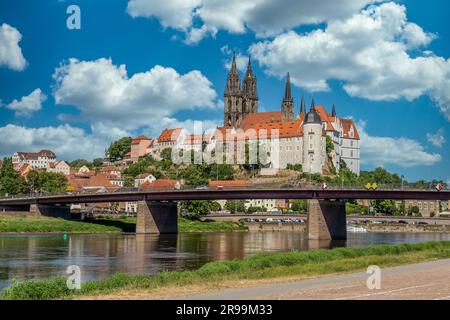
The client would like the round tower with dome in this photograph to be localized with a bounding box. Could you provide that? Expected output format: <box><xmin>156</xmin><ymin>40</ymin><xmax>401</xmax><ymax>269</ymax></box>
<box><xmin>302</xmin><ymin>98</ymin><xmax>325</xmax><ymax>174</ymax></box>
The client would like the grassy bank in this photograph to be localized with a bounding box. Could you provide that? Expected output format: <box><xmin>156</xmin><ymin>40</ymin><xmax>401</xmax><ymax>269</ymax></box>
<box><xmin>0</xmin><ymin>216</ymin><xmax>246</xmax><ymax>234</ymax></box>
<box><xmin>2</xmin><ymin>241</ymin><xmax>450</xmax><ymax>300</ymax></box>
<box><xmin>0</xmin><ymin>217</ymin><xmax>123</xmax><ymax>234</ymax></box>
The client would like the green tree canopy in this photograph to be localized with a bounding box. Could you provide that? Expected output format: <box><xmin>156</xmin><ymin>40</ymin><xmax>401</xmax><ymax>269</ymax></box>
<box><xmin>0</xmin><ymin>158</ymin><xmax>26</xmax><ymax>196</ymax></box>
<box><xmin>107</xmin><ymin>137</ymin><xmax>132</xmax><ymax>159</ymax></box>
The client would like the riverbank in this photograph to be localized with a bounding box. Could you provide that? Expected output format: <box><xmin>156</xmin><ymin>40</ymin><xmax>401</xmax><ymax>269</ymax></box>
<box><xmin>1</xmin><ymin>241</ymin><xmax>449</xmax><ymax>300</ymax></box>
<box><xmin>0</xmin><ymin>216</ymin><xmax>246</xmax><ymax>234</ymax></box>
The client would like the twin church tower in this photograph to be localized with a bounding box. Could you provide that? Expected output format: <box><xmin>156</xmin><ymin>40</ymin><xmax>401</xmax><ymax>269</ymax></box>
<box><xmin>224</xmin><ymin>53</ymin><xmax>296</xmax><ymax>128</ymax></box>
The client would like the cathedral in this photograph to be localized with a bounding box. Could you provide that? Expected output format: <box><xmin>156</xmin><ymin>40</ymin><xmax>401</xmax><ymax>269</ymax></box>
<box><xmin>219</xmin><ymin>53</ymin><xmax>361</xmax><ymax>175</ymax></box>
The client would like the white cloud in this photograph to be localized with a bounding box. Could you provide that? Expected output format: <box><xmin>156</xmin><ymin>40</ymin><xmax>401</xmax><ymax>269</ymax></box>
<box><xmin>0</xmin><ymin>23</ymin><xmax>27</xmax><ymax>71</ymax></box>
<box><xmin>4</xmin><ymin>89</ymin><xmax>47</xmax><ymax>117</ymax></box>
<box><xmin>249</xmin><ymin>2</ymin><xmax>450</xmax><ymax>120</ymax></box>
<box><xmin>53</xmin><ymin>58</ymin><xmax>217</xmax><ymax>131</ymax></box>
<box><xmin>426</xmin><ymin>129</ymin><xmax>446</xmax><ymax>148</ymax></box>
<box><xmin>126</xmin><ymin>0</ymin><xmax>378</xmax><ymax>43</ymax></box>
<box><xmin>0</xmin><ymin>124</ymin><xmax>127</xmax><ymax>161</ymax></box>
<box><xmin>127</xmin><ymin>0</ymin><xmax>202</xmax><ymax>30</ymax></box>
<box><xmin>358</xmin><ymin>123</ymin><xmax>441</xmax><ymax>168</ymax></box>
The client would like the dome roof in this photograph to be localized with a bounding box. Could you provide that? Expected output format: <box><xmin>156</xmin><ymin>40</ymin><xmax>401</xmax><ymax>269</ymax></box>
<box><xmin>304</xmin><ymin>108</ymin><xmax>322</xmax><ymax>125</ymax></box>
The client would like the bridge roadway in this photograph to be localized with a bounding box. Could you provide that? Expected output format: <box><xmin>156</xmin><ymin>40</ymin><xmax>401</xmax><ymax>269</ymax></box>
<box><xmin>1</xmin><ymin>189</ymin><xmax>449</xmax><ymax>240</ymax></box>
<box><xmin>1</xmin><ymin>188</ymin><xmax>450</xmax><ymax>206</ymax></box>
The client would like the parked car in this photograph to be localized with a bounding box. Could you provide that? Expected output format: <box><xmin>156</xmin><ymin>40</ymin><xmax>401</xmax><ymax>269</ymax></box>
<box><xmin>398</xmin><ymin>220</ymin><xmax>408</xmax><ymax>224</ymax></box>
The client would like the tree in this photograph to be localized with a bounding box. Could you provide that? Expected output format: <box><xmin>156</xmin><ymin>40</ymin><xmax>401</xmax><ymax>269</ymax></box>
<box><xmin>408</xmin><ymin>206</ymin><xmax>420</xmax><ymax>216</ymax></box>
<box><xmin>371</xmin><ymin>199</ymin><xmax>398</xmax><ymax>215</ymax></box>
<box><xmin>290</xmin><ymin>200</ymin><xmax>307</xmax><ymax>213</ymax></box>
<box><xmin>106</xmin><ymin>137</ymin><xmax>132</xmax><ymax>159</ymax></box>
<box><xmin>26</xmin><ymin>171</ymin><xmax>68</xmax><ymax>194</ymax></box>
<box><xmin>0</xmin><ymin>158</ymin><xmax>26</xmax><ymax>196</ymax></box>
<box><xmin>179</xmin><ymin>200</ymin><xmax>220</xmax><ymax>220</ymax></box>
<box><xmin>70</xmin><ymin>159</ymin><xmax>92</xmax><ymax>169</ymax></box>
<box><xmin>225</xmin><ymin>200</ymin><xmax>246</xmax><ymax>214</ymax></box>
<box><xmin>92</xmin><ymin>158</ymin><xmax>104</xmax><ymax>168</ymax></box>
<box><xmin>39</xmin><ymin>172</ymin><xmax>67</xmax><ymax>193</ymax></box>
<box><xmin>326</xmin><ymin>135</ymin><xmax>334</xmax><ymax>154</ymax></box>
<box><xmin>160</xmin><ymin>148</ymin><xmax>172</xmax><ymax>161</ymax></box>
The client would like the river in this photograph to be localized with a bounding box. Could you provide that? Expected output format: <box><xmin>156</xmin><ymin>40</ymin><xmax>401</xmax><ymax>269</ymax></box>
<box><xmin>1</xmin><ymin>231</ymin><xmax>450</xmax><ymax>290</ymax></box>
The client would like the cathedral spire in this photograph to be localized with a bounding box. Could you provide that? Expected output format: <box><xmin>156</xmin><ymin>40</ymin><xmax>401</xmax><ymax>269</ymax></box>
<box><xmin>284</xmin><ymin>72</ymin><xmax>292</xmax><ymax>100</ymax></box>
<box><xmin>331</xmin><ymin>104</ymin><xmax>336</xmax><ymax>117</ymax></box>
<box><xmin>300</xmin><ymin>93</ymin><xmax>306</xmax><ymax>116</ymax></box>
<box><xmin>230</xmin><ymin>51</ymin><xmax>238</xmax><ymax>74</ymax></box>
<box><xmin>281</xmin><ymin>72</ymin><xmax>294</xmax><ymax>121</ymax></box>
<box><xmin>245</xmin><ymin>55</ymin><xmax>253</xmax><ymax>76</ymax></box>
<box><xmin>310</xmin><ymin>97</ymin><xmax>316</xmax><ymax>111</ymax></box>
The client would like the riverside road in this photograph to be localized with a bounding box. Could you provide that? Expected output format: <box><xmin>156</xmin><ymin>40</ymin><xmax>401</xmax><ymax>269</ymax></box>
<box><xmin>179</xmin><ymin>259</ymin><xmax>450</xmax><ymax>300</ymax></box>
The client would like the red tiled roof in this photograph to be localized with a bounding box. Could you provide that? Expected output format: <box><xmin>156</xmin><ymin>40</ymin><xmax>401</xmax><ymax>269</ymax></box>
<box><xmin>158</xmin><ymin>128</ymin><xmax>182</xmax><ymax>143</ymax></box>
<box><xmin>131</xmin><ymin>135</ymin><xmax>151</xmax><ymax>145</ymax></box>
<box><xmin>139</xmin><ymin>179</ymin><xmax>178</xmax><ymax>190</ymax></box>
<box><xmin>214</xmin><ymin>120</ymin><xmax>303</xmax><ymax>141</ymax></box>
<box><xmin>314</xmin><ymin>106</ymin><xmax>336</xmax><ymax>131</ymax></box>
<box><xmin>208</xmin><ymin>180</ymin><xmax>248</xmax><ymax>189</ymax></box>
<box><xmin>240</xmin><ymin>112</ymin><xmax>282</xmax><ymax>128</ymax></box>
<box><xmin>340</xmin><ymin>118</ymin><xmax>360</xmax><ymax>140</ymax></box>
<box><xmin>67</xmin><ymin>173</ymin><xmax>117</xmax><ymax>192</ymax></box>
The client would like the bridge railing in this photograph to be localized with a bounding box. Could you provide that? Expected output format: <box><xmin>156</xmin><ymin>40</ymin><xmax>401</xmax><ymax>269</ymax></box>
<box><xmin>0</xmin><ymin>183</ymin><xmax>445</xmax><ymax>201</ymax></box>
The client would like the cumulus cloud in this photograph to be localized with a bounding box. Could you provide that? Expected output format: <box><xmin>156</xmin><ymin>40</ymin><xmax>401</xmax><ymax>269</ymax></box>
<box><xmin>0</xmin><ymin>23</ymin><xmax>27</xmax><ymax>71</ymax></box>
<box><xmin>53</xmin><ymin>58</ymin><xmax>217</xmax><ymax>131</ymax></box>
<box><xmin>358</xmin><ymin>123</ymin><xmax>441</xmax><ymax>168</ymax></box>
<box><xmin>126</xmin><ymin>0</ymin><xmax>378</xmax><ymax>43</ymax></box>
<box><xmin>426</xmin><ymin>129</ymin><xmax>446</xmax><ymax>148</ymax></box>
<box><xmin>0</xmin><ymin>124</ymin><xmax>127</xmax><ymax>161</ymax></box>
<box><xmin>249</xmin><ymin>2</ymin><xmax>450</xmax><ymax>121</ymax></box>
<box><xmin>4</xmin><ymin>89</ymin><xmax>47</xmax><ymax>117</ymax></box>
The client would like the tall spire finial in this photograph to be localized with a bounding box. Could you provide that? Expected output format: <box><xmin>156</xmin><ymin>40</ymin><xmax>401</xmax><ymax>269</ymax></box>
<box><xmin>300</xmin><ymin>93</ymin><xmax>306</xmax><ymax>116</ymax></box>
<box><xmin>310</xmin><ymin>97</ymin><xmax>315</xmax><ymax>110</ymax></box>
<box><xmin>284</xmin><ymin>72</ymin><xmax>292</xmax><ymax>99</ymax></box>
<box><xmin>245</xmin><ymin>55</ymin><xmax>253</xmax><ymax>76</ymax></box>
<box><xmin>331</xmin><ymin>104</ymin><xmax>336</xmax><ymax>117</ymax></box>
<box><xmin>231</xmin><ymin>51</ymin><xmax>237</xmax><ymax>73</ymax></box>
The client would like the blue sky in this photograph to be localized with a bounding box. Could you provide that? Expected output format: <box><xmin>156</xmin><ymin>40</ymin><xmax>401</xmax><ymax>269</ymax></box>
<box><xmin>0</xmin><ymin>0</ymin><xmax>449</xmax><ymax>183</ymax></box>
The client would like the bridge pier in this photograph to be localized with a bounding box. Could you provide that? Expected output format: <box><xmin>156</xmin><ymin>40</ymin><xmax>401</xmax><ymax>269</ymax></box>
<box><xmin>136</xmin><ymin>201</ymin><xmax>178</xmax><ymax>234</ymax></box>
<box><xmin>307</xmin><ymin>199</ymin><xmax>347</xmax><ymax>241</ymax></box>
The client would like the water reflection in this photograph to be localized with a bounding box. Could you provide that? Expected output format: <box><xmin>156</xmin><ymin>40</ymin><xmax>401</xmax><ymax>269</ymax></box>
<box><xmin>1</xmin><ymin>231</ymin><xmax>450</xmax><ymax>290</ymax></box>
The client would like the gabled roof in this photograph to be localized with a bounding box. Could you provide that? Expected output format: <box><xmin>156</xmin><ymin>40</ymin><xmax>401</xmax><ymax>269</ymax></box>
<box><xmin>313</xmin><ymin>106</ymin><xmax>336</xmax><ymax>131</ymax></box>
<box><xmin>158</xmin><ymin>128</ymin><xmax>182</xmax><ymax>143</ymax></box>
<box><xmin>131</xmin><ymin>135</ymin><xmax>151</xmax><ymax>145</ymax></box>
<box><xmin>340</xmin><ymin>118</ymin><xmax>360</xmax><ymax>140</ymax></box>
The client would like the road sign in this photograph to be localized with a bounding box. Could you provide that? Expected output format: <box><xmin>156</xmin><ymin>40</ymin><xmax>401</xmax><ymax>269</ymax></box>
<box><xmin>321</xmin><ymin>182</ymin><xmax>328</xmax><ymax>190</ymax></box>
<box><xmin>436</xmin><ymin>183</ymin><xmax>443</xmax><ymax>191</ymax></box>
<box><xmin>365</xmin><ymin>183</ymin><xmax>378</xmax><ymax>190</ymax></box>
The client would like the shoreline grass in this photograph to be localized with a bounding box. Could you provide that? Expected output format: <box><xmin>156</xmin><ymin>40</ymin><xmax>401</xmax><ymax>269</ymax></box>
<box><xmin>0</xmin><ymin>216</ymin><xmax>247</xmax><ymax>234</ymax></box>
<box><xmin>2</xmin><ymin>241</ymin><xmax>449</xmax><ymax>300</ymax></box>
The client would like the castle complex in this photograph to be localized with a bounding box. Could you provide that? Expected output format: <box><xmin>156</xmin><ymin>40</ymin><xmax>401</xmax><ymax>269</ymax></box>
<box><xmin>217</xmin><ymin>53</ymin><xmax>360</xmax><ymax>175</ymax></box>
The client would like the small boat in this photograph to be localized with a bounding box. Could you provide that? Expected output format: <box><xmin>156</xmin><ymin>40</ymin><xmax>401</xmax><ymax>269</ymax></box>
<box><xmin>347</xmin><ymin>224</ymin><xmax>367</xmax><ymax>233</ymax></box>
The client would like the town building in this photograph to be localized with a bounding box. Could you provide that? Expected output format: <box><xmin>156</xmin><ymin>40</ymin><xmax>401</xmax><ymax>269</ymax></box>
<box><xmin>12</xmin><ymin>150</ymin><xmax>56</xmax><ymax>169</ymax></box>
<box><xmin>47</xmin><ymin>161</ymin><xmax>71</xmax><ymax>175</ymax></box>
<box><xmin>130</xmin><ymin>135</ymin><xmax>153</xmax><ymax>162</ymax></box>
<box><xmin>134</xmin><ymin>173</ymin><xmax>156</xmax><ymax>188</ymax></box>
